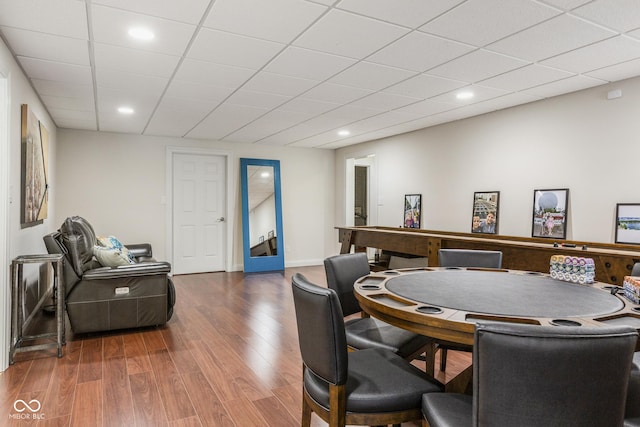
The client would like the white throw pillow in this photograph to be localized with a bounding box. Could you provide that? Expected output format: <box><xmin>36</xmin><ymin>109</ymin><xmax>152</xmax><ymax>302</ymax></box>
<box><xmin>93</xmin><ymin>245</ymin><xmax>132</xmax><ymax>267</ymax></box>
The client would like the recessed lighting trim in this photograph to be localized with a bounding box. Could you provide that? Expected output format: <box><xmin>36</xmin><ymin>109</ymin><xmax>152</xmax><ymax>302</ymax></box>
<box><xmin>117</xmin><ymin>106</ymin><xmax>134</xmax><ymax>114</ymax></box>
<box><xmin>456</xmin><ymin>91</ymin><xmax>474</xmax><ymax>100</ymax></box>
<box><xmin>128</xmin><ymin>27</ymin><xmax>154</xmax><ymax>41</ymax></box>
<box><xmin>338</xmin><ymin>130</ymin><xmax>350</xmax><ymax>136</ymax></box>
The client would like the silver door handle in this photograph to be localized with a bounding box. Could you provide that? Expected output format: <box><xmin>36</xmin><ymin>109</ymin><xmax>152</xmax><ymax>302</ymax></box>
<box><xmin>217</xmin><ymin>217</ymin><xmax>225</xmax><ymax>222</ymax></box>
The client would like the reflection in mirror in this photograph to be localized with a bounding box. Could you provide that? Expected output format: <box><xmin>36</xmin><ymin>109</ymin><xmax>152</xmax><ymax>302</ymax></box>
<box><xmin>247</xmin><ymin>165</ymin><xmax>277</xmax><ymax>257</ymax></box>
<box><xmin>240</xmin><ymin>158</ymin><xmax>284</xmax><ymax>273</ymax></box>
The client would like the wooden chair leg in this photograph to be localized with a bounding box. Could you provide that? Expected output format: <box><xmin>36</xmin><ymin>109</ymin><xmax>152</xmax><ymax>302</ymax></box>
<box><xmin>302</xmin><ymin>392</ymin><xmax>313</xmax><ymax>427</ymax></box>
<box><xmin>329</xmin><ymin>383</ymin><xmax>346</xmax><ymax>427</ymax></box>
<box><xmin>440</xmin><ymin>347</ymin><xmax>448</xmax><ymax>372</ymax></box>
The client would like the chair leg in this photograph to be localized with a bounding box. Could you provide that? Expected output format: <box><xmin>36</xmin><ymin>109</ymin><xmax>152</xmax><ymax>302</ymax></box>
<box><xmin>329</xmin><ymin>383</ymin><xmax>346</xmax><ymax>427</ymax></box>
<box><xmin>302</xmin><ymin>394</ymin><xmax>312</xmax><ymax>427</ymax></box>
<box><xmin>440</xmin><ymin>348</ymin><xmax>448</xmax><ymax>372</ymax></box>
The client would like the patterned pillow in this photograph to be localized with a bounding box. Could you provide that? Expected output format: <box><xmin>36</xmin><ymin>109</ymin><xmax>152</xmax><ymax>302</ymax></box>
<box><xmin>93</xmin><ymin>245</ymin><xmax>133</xmax><ymax>267</ymax></box>
<box><xmin>96</xmin><ymin>235</ymin><xmax>134</xmax><ymax>262</ymax></box>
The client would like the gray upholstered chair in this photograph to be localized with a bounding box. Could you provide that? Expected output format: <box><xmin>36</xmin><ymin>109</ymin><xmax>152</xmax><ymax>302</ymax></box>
<box><xmin>631</xmin><ymin>262</ymin><xmax>640</xmax><ymax>276</ymax></box>
<box><xmin>422</xmin><ymin>322</ymin><xmax>638</xmax><ymax>427</ymax></box>
<box><xmin>626</xmin><ymin>352</ymin><xmax>640</xmax><ymax>426</ymax></box>
<box><xmin>291</xmin><ymin>273</ymin><xmax>442</xmax><ymax>427</ymax></box>
<box><xmin>324</xmin><ymin>253</ymin><xmax>437</xmax><ymax>373</ymax></box>
<box><xmin>438</xmin><ymin>249</ymin><xmax>503</xmax><ymax>269</ymax></box>
<box><xmin>43</xmin><ymin>216</ymin><xmax>175</xmax><ymax>333</ymax></box>
<box><xmin>436</xmin><ymin>249</ymin><xmax>503</xmax><ymax>371</ymax></box>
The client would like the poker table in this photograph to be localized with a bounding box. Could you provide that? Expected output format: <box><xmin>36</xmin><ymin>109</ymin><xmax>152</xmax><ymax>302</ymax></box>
<box><xmin>354</xmin><ymin>267</ymin><xmax>640</xmax><ymax>390</ymax></box>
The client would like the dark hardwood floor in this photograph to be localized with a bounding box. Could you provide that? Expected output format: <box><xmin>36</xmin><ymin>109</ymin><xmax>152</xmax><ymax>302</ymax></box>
<box><xmin>0</xmin><ymin>266</ymin><xmax>471</xmax><ymax>427</ymax></box>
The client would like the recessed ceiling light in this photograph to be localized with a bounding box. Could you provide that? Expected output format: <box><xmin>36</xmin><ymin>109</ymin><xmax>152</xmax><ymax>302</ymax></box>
<box><xmin>456</xmin><ymin>91</ymin><xmax>474</xmax><ymax>100</ymax></box>
<box><xmin>338</xmin><ymin>130</ymin><xmax>350</xmax><ymax>137</ymax></box>
<box><xmin>128</xmin><ymin>27</ymin><xmax>154</xmax><ymax>41</ymax></box>
<box><xmin>117</xmin><ymin>106</ymin><xmax>134</xmax><ymax>114</ymax></box>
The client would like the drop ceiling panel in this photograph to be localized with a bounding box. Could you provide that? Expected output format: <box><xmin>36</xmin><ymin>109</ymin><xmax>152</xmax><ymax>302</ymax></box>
<box><xmin>278</xmin><ymin>98</ymin><xmax>341</xmax><ymax>116</ymax></box>
<box><xmin>185</xmin><ymin>104</ymin><xmax>269</xmax><ymax>140</ymax></box>
<box><xmin>188</xmin><ymin>28</ymin><xmax>284</xmax><ymax>69</ymax></box>
<box><xmin>519</xmin><ymin>74</ymin><xmax>607</xmax><ymax>98</ymax></box>
<box><xmin>479</xmin><ymin>64</ymin><xmax>574</xmax><ymax>92</ymax></box>
<box><xmin>487</xmin><ymin>14</ymin><xmax>616</xmax><ymax>61</ymax></box>
<box><xmin>293</xmin><ymin>9</ymin><xmax>408</xmax><ymax>59</ymax></box>
<box><xmin>92</xmin><ymin>0</ymin><xmax>211</xmax><ymax>25</ymax></box>
<box><xmin>367</xmin><ymin>31</ymin><xmax>474</xmax><ymax>72</ymax></box>
<box><xmin>336</xmin><ymin>0</ymin><xmax>465</xmax><ymax>28</ymax></box>
<box><xmin>225</xmin><ymin>89</ymin><xmax>291</xmax><ymax>109</ymax></box>
<box><xmin>31</xmin><ymin>79</ymin><xmax>94</xmax><ymax>99</ymax></box>
<box><xmin>93</xmin><ymin>43</ymin><xmax>180</xmax><ymax>78</ymax></box>
<box><xmin>429</xmin><ymin>84</ymin><xmax>509</xmax><ymax>105</ymax></box>
<box><xmin>18</xmin><ymin>57</ymin><xmax>92</xmax><ymax>84</ymax></box>
<box><xmin>572</xmin><ymin>0</ymin><xmax>640</xmax><ymax>32</ymax></box>
<box><xmin>420</xmin><ymin>0</ymin><xmax>561</xmax><ymax>47</ymax></box>
<box><xmin>163</xmin><ymin>80</ymin><xmax>234</xmax><ymax>104</ymax></box>
<box><xmin>91</xmin><ymin>5</ymin><xmax>196</xmax><ymax>56</ymax></box>
<box><xmin>349</xmin><ymin>92</ymin><xmax>421</xmax><ymax>111</ymax></box>
<box><xmin>541</xmin><ymin>36</ymin><xmax>640</xmax><ymax>74</ymax></box>
<box><xmin>145</xmin><ymin>97</ymin><xmax>214</xmax><ymax>137</ymax></box>
<box><xmin>586</xmin><ymin>57</ymin><xmax>640</xmax><ymax>82</ymax></box>
<box><xmin>329</xmin><ymin>61</ymin><xmax>417</xmax><ymax>91</ymax></box>
<box><xmin>172</xmin><ymin>59</ymin><xmax>255</xmax><ymax>89</ymax></box>
<box><xmin>96</xmin><ymin>68</ymin><xmax>169</xmax><ymax>93</ymax></box>
<box><xmin>204</xmin><ymin>0</ymin><xmax>327</xmax><ymax>44</ymax></box>
<box><xmin>395</xmin><ymin>99</ymin><xmax>458</xmax><ymax>116</ymax></box>
<box><xmin>383</xmin><ymin>73</ymin><xmax>467</xmax><ymax>99</ymax></box>
<box><xmin>428</xmin><ymin>49</ymin><xmax>529</xmax><ymax>83</ymax></box>
<box><xmin>301</xmin><ymin>82</ymin><xmax>373</xmax><ymax>104</ymax></box>
<box><xmin>242</xmin><ymin>71</ymin><xmax>319</xmax><ymax>97</ymax></box>
<box><xmin>0</xmin><ymin>0</ymin><xmax>88</xmax><ymax>39</ymax></box>
<box><xmin>264</xmin><ymin>47</ymin><xmax>356</xmax><ymax>81</ymax></box>
<box><xmin>40</xmin><ymin>94</ymin><xmax>94</xmax><ymax>111</ymax></box>
<box><xmin>0</xmin><ymin>27</ymin><xmax>89</xmax><ymax>65</ymax></box>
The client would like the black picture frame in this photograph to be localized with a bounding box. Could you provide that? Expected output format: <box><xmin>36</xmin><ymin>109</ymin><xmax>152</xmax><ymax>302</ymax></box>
<box><xmin>532</xmin><ymin>188</ymin><xmax>569</xmax><ymax>239</ymax></box>
<box><xmin>615</xmin><ymin>203</ymin><xmax>640</xmax><ymax>244</ymax></box>
<box><xmin>471</xmin><ymin>191</ymin><xmax>499</xmax><ymax>234</ymax></box>
<box><xmin>404</xmin><ymin>194</ymin><xmax>421</xmax><ymax>229</ymax></box>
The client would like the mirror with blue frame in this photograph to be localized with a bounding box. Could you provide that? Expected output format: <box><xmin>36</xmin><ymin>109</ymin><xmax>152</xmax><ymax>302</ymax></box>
<box><xmin>240</xmin><ymin>158</ymin><xmax>284</xmax><ymax>272</ymax></box>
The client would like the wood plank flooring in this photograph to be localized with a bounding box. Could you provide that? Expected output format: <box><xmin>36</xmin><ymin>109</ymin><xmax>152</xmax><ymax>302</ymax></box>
<box><xmin>0</xmin><ymin>266</ymin><xmax>471</xmax><ymax>427</ymax></box>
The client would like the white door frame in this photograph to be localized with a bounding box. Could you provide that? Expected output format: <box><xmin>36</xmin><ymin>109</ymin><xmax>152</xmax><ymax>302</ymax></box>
<box><xmin>166</xmin><ymin>147</ymin><xmax>235</xmax><ymax>273</ymax></box>
<box><xmin>0</xmin><ymin>72</ymin><xmax>10</xmax><ymax>371</ymax></box>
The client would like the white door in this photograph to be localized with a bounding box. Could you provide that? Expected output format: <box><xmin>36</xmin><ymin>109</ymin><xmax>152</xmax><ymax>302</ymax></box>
<box><xmin>172</xmin><ymin>153</ymin><xmax>226</xmax><ymax>274</ymax></box>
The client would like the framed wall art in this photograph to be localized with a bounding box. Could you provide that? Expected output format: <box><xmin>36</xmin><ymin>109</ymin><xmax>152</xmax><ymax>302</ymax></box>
<box><xmin>531</xmin><ymin>188</ymin><xmax>568</xmax><ymax>239</ymax></box>
<box><xmin>615</xmin><ymin>203</ymin><xmax>640</xmax><ymax>244</ymax></box>
<box><xmin>404</xmin><ymin>194</ymin><xmax>421</xmax><ymax>229</ymax></box>
<box><xmin>471</xmin><ymin>191</ymin><xmax>499</xmax><ymax>234</ymax></box>
<box><xmin>21</xmin><ymin>104</ymin><xmax>50</xmax><ymax>227</ymax></box>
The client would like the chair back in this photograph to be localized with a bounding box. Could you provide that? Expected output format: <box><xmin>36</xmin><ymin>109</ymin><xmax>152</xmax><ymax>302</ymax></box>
<box><xmin>438</xmin><ymin>249</ymin><xmax>502</xmax><ymax>269</ymax></box>
<box><xmin>473</xmin><ymin>322</ymin><xmax>638</xmax><ymax>427</ymax></box>
<box><xmin>632</xmin><ymin>262</ymin><xmax>640</xmax><ymax>276</ymax></box>
<box><xmin>291</xmin><ymin>273</ymin><xmax>348</xmax><ymax>386</ymax></box>
<box><xmin>324</xmin><ymin>252</ymin><xmax>370</xmax><ymax>316</ymax></box>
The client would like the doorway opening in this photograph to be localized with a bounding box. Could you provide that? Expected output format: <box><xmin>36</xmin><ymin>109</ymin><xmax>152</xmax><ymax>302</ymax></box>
<box><xmin>354</xmin><ymin>165</ymin><xmax>368</xmax><ymax>226</ymax></box>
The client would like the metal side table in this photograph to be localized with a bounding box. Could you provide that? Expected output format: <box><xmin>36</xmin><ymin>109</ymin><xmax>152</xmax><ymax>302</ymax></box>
<box><xmin>10</xmin><ymin>254</ymin><xmax>65</xmax><ymax>364</ymax></box>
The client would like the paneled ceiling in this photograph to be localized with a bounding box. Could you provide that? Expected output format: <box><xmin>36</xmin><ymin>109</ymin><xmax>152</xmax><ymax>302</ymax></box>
<box><xmin>2</xmin><ymin>0</ymin><xmax>640</xmax><ymax>149</ymax></box>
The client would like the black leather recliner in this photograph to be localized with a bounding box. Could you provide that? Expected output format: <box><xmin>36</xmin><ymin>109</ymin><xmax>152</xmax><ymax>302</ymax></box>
<box><xmin>43</xmin><ymin>216</ymin><xmax>175</xmax><ymax>334</ymax></box>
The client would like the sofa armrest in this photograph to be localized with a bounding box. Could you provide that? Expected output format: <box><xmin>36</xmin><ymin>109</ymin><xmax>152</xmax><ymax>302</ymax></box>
<box><xmin>82</xmin><ymin>262</ymin><xmax>171</xmax><ymax>280</ymax></box>
<box><xmin>125</xmin><ymin>243</ymin><xmax>153</xmax><ymax>259</ymax></box>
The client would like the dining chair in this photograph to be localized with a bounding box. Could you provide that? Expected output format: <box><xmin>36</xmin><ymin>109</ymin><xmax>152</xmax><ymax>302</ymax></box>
<box><xmin>421</xmin><ymin>322</ymin><xmax>638</xmax><ymax>427</ymax></box>
<box><xmin>291</xmin><ymin>273</ymin><xmax>443</xmax><ymax>427</ymax></box>
<box><xmin>626</xmin><ymin>352</ymin><xmax>640</xmax><ymax>426</ymax></box>
<box><xmin>436</xmin><ymin>249</ymin><xmax>503</xmax><ymax>372</ymax></box>
<box><xmin>324</xmin><ymin>252</ymin><xmax>437</xmax><ymax>373</ymax></box>
<box><xmin>631</xmin><ymin>262</ymin><xmax>640</xmax><ymax>276</ymax></box>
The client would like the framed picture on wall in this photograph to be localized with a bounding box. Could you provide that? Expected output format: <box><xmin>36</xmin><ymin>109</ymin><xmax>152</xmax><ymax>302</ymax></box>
<box><xmin>404</xmin><ymin>194</ymin><xmax>421</xmax><ymax>229</ymax></box>
<box><xmin>471</xmin><ymin>191</ymin><xmax>499</xmax><ymax>234</ymax></box>
<box><xmin>531</xmin><ymin>188</ymin><xmax>569</xmax><ymax>239</ymax></box>
<box><xmin>615</xmin><ymin>203</ymin><xmax>640</xmax><ymax>244</ymax></box>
